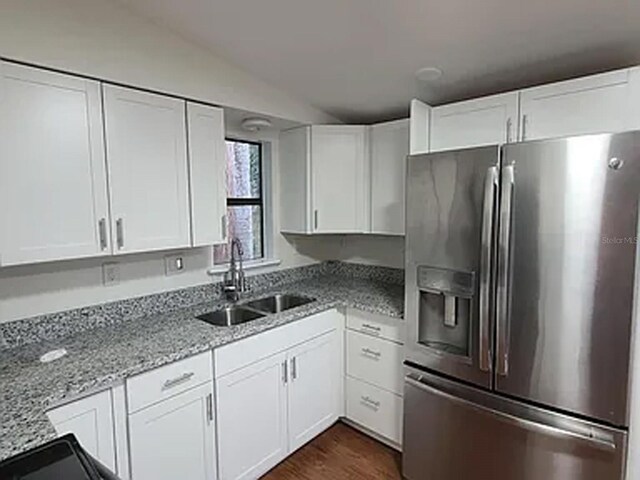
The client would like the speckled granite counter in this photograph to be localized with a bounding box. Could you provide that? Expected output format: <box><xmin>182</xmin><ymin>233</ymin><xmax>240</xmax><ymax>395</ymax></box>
<box><xmin>0</xmin><ymin>269</ymin><xmax>403</xmax><ymax>461</ymax></box>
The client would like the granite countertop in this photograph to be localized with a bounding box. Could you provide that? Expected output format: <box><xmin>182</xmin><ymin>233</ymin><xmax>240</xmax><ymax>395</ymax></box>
<box><xmin>0</xmin><ymin>274</ymin><xmax>403</xmax><ymax>461</ymax></box>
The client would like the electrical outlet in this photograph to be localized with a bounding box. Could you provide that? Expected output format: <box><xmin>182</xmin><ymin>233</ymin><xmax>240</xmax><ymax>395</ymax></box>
<box><xmin>102</xmin><ymin>263</ymin><xmax>120</xmax><ymax>286</ymax></box>
<box><xmin>165</xmin><ymin>254</ymin><xmax>186</xmax><ymax>276</ymax></box>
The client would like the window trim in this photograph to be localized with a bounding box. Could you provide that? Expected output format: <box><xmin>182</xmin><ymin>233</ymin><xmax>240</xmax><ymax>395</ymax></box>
<box><xmin>214</xmin><ymin>138</ymin><xmax>266</xmax><ymax>263</ymax></box>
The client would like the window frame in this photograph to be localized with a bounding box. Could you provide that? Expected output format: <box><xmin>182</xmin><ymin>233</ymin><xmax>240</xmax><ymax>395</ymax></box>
<box><xmin>218</xmin><ymin>137</ymin><xmax>265</xmax><ymax>263</ymax></box>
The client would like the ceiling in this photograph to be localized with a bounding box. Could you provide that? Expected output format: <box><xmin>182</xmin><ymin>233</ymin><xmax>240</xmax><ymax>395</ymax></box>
<box><xmin>118</xmin><ymin>0</ymin><xmax>640</xmax><ymax>123</ymax></box>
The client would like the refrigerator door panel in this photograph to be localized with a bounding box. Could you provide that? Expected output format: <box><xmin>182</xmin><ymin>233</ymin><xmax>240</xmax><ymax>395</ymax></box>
<box><xmin>403</xmin><ymin>367</ymin><xmax>627</xmax><ymax>480</ymax></box>
<box><xmin>405</xmin><ymin>146</ymin><xmax>500</xmax><ymax>388</ymax></box>
<box><xmin>497</xmin><ymin>131</ymin><xmax>640</xmax><ymax>426</ymax></box>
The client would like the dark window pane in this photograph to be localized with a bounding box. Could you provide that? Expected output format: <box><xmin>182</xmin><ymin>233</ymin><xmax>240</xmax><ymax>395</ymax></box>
<box><xmin>214</xmin><ymin>206</ymin><xmax>263</xmax><ymax>263</ymax></box>
<box><xmin>225</xmin><ymin>141</ymin><xmax>261</xmax><ymax>199</ymax></box>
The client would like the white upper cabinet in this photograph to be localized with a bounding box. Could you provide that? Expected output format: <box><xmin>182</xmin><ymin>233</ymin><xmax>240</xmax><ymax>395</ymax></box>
<box><xmin>430</xmin><ymin>92</ymin><xmax>519</xmax><ymax>152</ymax></box>
<box><xmin>519</xmin><ymin>69</ymin><xmax>633</xmax><ymax>141</ymax></box>
<box><xmin>409</xmin><ymin>99</ymin><xmax>431</xmax><ymax>154</ymax></box>
<box><xmin>186</xmin><ymin>102</ymin><xmax>227</xmax><ymax>247</ymax></box>
<box><xmin>370</xmin><ymin>119</ymin><xmax>409</xmax><ymax>235</ymax></box>
<box><xmin>0</xmin><ymin>62</ymin><xmax>110</xmax><ymax>266</ymax></box>
<box><xmin>103</xmin><ymin>85</ymin><xmax>190</xmax><ymax>254</ymax></box>
<box><xmin>280</xmin><ymin>125</ymin><xmax>369</xmax><ymax>234</ymax></box>
<box><xmin>311</xmin><ymin>126</ymin><xmax>369</xmax><ymax>233</ymax></box>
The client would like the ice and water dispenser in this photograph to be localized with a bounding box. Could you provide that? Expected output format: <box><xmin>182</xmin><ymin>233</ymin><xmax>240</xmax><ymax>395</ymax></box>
<box><xmin>416</xmin><ymin>266</ymin><xmax>475</xmax><ymax>357</ymax></box>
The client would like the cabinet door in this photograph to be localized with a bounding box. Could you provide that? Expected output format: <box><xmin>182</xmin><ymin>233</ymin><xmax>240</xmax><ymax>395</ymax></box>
<box><xmin>103</xmin><ymin>85</ymin><xmax>190</xmax><ymax>254</ymax></box>
<box><xmin>370</xmin><ymin>119</ymin><xmax>409</xmax><ymax>235</ymax></box>
<box><xmin>47</xmin><ymin>390</ymin><xmax>116</xmax><ymax>473</ymax></box>
<box><xmin>409</xmin><ymin>99</ymin><xmax>431</xmax><ymax>154</ymax></box>
<box><xmin>216</xmin><ymin>352</ymin><xmax>288</xmax><ymax>480</ymax></box>
<box><xmin>0</xmin><ymin>62</ymin><xmax>110</xmax><ymax>265</ymax></box>
<box><xmin>628</xmin><ymin>67</ymin><xmax>640</xmax><ymax>131</ymax></box>
<box><xmin>287</xmin><ymin>330</ymin><xmax>340</xmax><ymax>452</ymax></box>
<box><xmin>187</xmin><ymin>102</ymin><xmax>227</xmax><ymax>246</ymax></box>
<box><xmin>520</xmin><ymin>69</ymin><xmax>631</xmax><ymax>141</ymax></box>
<box><xmin>128</xmin><ymin>383</ymin><xmax>216</xmax><ymax>480</ymax></box>
<box><xmin>430</xmin><ymin>92</ymin><xmax>519</xmax><ymax>152</ymax></box>
<box><xmin>311</xmin><ymin>126</ymin><xmax>368</xmax><ymax>233</ymax></box>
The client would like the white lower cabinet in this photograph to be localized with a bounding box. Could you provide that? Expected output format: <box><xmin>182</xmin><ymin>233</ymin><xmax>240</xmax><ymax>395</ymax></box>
<box><xmin>128</xmin><ymin>382</ymin><xmax>216</xmax><ymax>480</ymax></box>
<box><xmin>47</xmin><ymin>389</ymin><xmax>117</xmax><ymax>473</ymax></box>
<box><xmin>216</xmin><ymin>352</ymin><xmax>289</xmax><ymax>480</ymax></box>
<box><xmin>287</xmin><ymin>331</ymin><xmax>341</xmax><ymax>452</ymax></box>
<box><xmin>215</xmin><ymin>313</ymin><xmax>342</xmax><ymax>480</ymax></box>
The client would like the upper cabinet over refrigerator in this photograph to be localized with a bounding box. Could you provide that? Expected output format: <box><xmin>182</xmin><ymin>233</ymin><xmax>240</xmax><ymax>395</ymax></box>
<box><xmin>103</xmin><ymin>85</ymin><xmax>191</xmax><ymax>254</ymax></box>
<box><xmin>519</xmin><ymin>69</ymin><xmax>633</xmax><ymax>141</ymax></box>
<box><xmin>430</xmin><ymin>92</ymin><xmax>519</xmax><ymax>152</ymax></box>
<box><xmin>405</xmin><ymin>146</ymin><xmax>501</xmax><ymax>388</ymax></box>
<box><xmin>0</xmin><ymin>62</ymin><xmax>111</xmax><ymax>266</ymax></box>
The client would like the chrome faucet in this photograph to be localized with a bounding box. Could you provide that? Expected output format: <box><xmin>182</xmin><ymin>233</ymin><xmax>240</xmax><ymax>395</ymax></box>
<box><xmin>223</xmin><ymin>238</ymin><xmax>246</xmax><ymax>301</ymax></box>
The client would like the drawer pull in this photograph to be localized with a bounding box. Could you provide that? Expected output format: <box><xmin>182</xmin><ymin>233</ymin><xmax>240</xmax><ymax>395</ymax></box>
<box><xmin>162</xmin><ymin>372</ymin><xmax>195</xmax><ymax>390</ymax></box>
<box><xmin>361</xmin><ymin>347</ymin><xmax>382</xmax><ymax>359</ymax></box>
<box><xmin>361</xmin><ymin>323</ymin><xmax>381</xmax><ymax>335</ymax></box>
<box><xmin>360</xmin><ymin>395</ymin><xmax>381</xmax><ymax>410</ymax></box>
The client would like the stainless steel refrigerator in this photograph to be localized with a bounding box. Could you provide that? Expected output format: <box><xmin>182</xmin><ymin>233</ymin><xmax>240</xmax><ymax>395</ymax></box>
<box><xmin>403</xmin><ymin>131</ymin><xmax>640</xmax><ymax>479</ymax></box>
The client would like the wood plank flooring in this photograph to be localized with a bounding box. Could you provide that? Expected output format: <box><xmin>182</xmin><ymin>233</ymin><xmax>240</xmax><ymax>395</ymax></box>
<box><xmin>262</xmin><ymin>422</ymin><xmax>403</xmax><ymax>479</ymax></box>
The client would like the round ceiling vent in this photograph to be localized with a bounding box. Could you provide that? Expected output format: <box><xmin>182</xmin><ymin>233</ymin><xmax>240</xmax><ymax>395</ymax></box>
<box><xmin>415</xmin><ymin>67</ymin><xmax>443</xmax><ymax>82</ymax></box>
<box><xmin>241</xmin><ymin>117</ymin><xmax>272</xmax><ymax>132</ymax></box>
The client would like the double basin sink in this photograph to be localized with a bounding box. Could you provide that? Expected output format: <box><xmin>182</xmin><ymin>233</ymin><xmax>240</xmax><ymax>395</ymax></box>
<box><xmin>196</xmin><ymin>294</ymin><xmax>315</xmax><ymax>327</ymax></box>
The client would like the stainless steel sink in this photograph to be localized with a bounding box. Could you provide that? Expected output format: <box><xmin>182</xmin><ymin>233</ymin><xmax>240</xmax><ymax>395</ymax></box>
<box><xmin>243</xmin><ymin>294</ymin><xmax>315</xmax><ymax>314</ymax></box>
<box><xmin>196</xmin><ymin>306</ymin><xmax>265</xmax><ymax>327</ymax></box>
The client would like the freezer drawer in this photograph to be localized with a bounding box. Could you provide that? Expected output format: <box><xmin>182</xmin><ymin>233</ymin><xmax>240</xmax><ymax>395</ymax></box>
<box><xmin>403</xmin><ymin>369</ymin><xmax>627</xmax><ymax>480</ymax></box>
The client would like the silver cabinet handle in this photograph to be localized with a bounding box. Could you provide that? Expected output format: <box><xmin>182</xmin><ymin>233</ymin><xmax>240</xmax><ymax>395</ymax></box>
<box><xmin>206</xmin><ymin>393</ymin><xmax>213</xmax><ymax>424</ymax></box>
<box><xmin>98</xmin><ymin>218</ymin><xmax>108</xmax><ymax>251</ymax></box>
<box><xmin>116</xmin><ymin>218</ymin><xmax>124</xmax><ymax>249</ymax></box>
<box><xmin>360</xmin><ymin>395</ymin><xmax>380</xmax><ymax>410</ymax></box>
<box><xmin>506</xmin><ymin>118</ymin><xmax>513</xmax><ymax>143</ymax></box>
<box><xmin>521</xmin><ymin>114</ymin><xmax>528</xmax><ymax>141</ymax></box>
<box><xmin>405</xmin><ymin>375</ymin><xmax>616</xmax><ymax>452</ymax></box>
<box><xmin>291</xmin><ymin>357</ymin><xmax>297</xmax><ymax>380</ymax></box>
<box><xmin>313</xmin><ymin>210</ymin><xmax>318</xmax><ymax>230</ymax></box>
<box><xmin>282</xmin><ymin>360</ymin><xmax>288</xmax><ymax>384</ymax></box>
<box><xmin>221</xmin><ymin>215</ymin><xmax>227</xmax><ymax>239</ymax></box>
<box><xmin>496</xmin><ymin>165</ymin><xmax>515</xmax><ymax>376</ymax></box>
<box><xmin>361</xmin><ymin>347</ymin><xmax>382</xmax><ymax>359</ymax></box>
<box><xmin>479</xmin><ymin>166</ymin><xmax>499</xmax><ymax>372</ymax></box>
<box><xmin>361</xmin><ymin>323</ymin><xmax>381</xmax><ymax>335</ymax></box>
<box><xmin>162</xmin><ymin>372</ymin><xmax>195</xmax><ymax>390</ymax></box>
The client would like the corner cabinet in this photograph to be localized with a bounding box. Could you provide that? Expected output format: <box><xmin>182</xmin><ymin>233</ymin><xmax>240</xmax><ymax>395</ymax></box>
<box><xmin>0</xmin><ymin>62</ymin><xmax>111</xmax><ymax>266</ymax></box>
<box><xmin>280</xmin><ymin>126</ymin><xmax>369</xmax><ymax>234</ymax></box>
<box><xmin>103</xmin><ymin>85</ymin><xmax>191</xmax><ymax>254</ymax></box>
<box><xmin>369</xmin><ymin>119</ymin><xmax>409</xmax><ymax>235</ymax></box>
<box><xmin>430</xmin><ymin>92</ymin><xmax>519</xmax><ymax>152</ymax></box>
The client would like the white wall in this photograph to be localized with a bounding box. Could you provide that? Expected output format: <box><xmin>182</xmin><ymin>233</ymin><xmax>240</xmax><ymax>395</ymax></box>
<box><xmin>0</xmin><ymin>0</ymin><xmax>337</xmax><ymax>125</ymax></box>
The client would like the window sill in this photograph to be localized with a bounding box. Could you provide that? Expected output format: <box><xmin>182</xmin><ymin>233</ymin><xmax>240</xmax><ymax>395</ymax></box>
<box><xmin>207</xmin><ymin>258</ymin><xmax>282</xmax><ymax>276</ymax></box>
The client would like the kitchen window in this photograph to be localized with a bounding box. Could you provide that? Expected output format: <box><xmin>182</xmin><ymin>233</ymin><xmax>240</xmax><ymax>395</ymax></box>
<box><xmin>213</xmin><ymin>139</ymin><xmax>264</xmax><ymax>264</ymax></box>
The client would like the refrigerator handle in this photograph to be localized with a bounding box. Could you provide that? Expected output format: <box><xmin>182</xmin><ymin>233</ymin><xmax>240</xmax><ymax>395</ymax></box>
<box><xmin>497</xmin><ymin>164</ymin><xmax>515</xmax><ymax>376</ymax></box>
<box><xmin>479</xmin><ymin>166</ymin><xmax>499</xmax><ymax>372</ymax></box>
<box><xmin>404</xmin><ymin>374</ymin><xmax>617</xmax><ymax>452</ymax></box>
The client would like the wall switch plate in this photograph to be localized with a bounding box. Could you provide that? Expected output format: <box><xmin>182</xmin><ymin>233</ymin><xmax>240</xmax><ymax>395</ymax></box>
<box><xmin>102</xmin><ymin>263</ymin><xmax>120</xmax><ymax>286</ymax></box>
<box><xmin>165</xmin><ymin>254</ymin><xmax>186</xmax><ymax>276</ymax></box>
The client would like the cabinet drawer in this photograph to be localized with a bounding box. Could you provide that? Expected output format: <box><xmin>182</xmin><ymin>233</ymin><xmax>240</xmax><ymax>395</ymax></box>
<box><xmin>346</xmin><ymin>309</ymin><xmax>405</xmax><ymax>344</ymax></box>
<box><xmin>346</xmin><ymin>376</ymin><xmax>403</xmax><ymax>445</ymax></box>
<box><xmin>346</xmin><ymin>330</ymin><xmax>403</xmax><ymax>395</ymax></box>
<box><xmin>127</xmin><ymin>351</ymin><xmax>212</xmax><ymax>413</ymax></box>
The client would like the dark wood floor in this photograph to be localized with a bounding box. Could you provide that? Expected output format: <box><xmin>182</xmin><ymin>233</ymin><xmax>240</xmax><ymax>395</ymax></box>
<box><xmin>263</xmin><ymin>422</ymin><xmax>403</xmax><ymax>479</ymax></box>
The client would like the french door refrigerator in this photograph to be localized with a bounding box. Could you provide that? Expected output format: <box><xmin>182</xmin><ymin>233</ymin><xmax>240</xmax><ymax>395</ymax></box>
<box><xmin>403</xmin><ymin>131</ymin><xmax>640</xmax><ymax>480</ymax></box>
